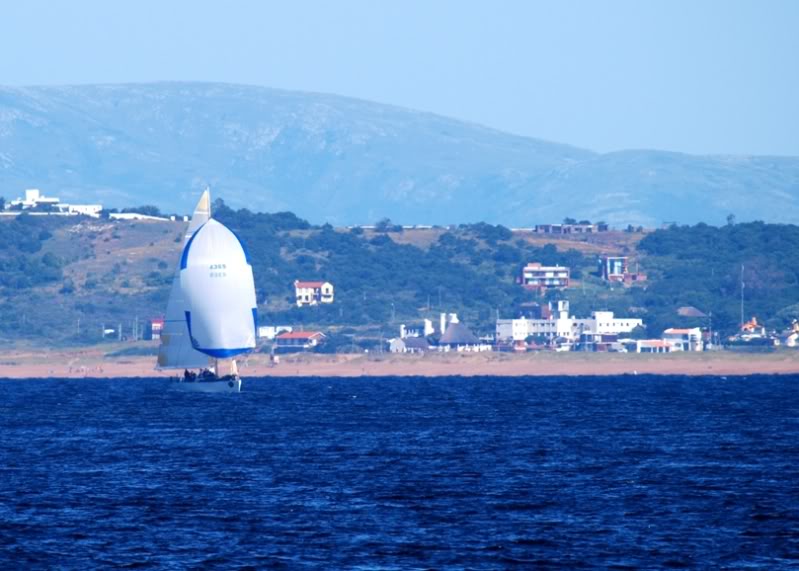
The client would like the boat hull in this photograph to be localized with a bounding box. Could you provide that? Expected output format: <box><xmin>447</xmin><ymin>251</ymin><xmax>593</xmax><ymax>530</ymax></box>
<box><xmin>172</xmin><ymin>378</ymin><xmax>242</xmax><ymax>393</ymax></box>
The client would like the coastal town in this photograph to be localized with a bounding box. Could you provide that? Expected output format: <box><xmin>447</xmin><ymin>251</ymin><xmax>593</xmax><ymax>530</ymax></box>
<box><xmin>4</xmin><ymin>8</ymin><xmax>797</xmax><ymax>570</ymax></box>
<box><xmin>3</xmin><ymin>187</ymin><xmax>796</xmax><ymax>366</ymax></box>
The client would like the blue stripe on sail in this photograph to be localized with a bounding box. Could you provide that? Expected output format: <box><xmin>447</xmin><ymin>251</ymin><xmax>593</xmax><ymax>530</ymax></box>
<box><xmin>186</xmin><ymin>309</ymin><xmax>254</xmax><ymax>359</ymax></box>
<box><xmin>228</xmin><ymin>227</ymin><xmax>251</xmax><ymax>265</ymax></box>
<box><xmin>185</xmin><ymin>311</ymin><xmax>199</xmax><ymax>348</ymax></box>
<box><xmin>252</xmin><ymin>307</ymin><xmax>258</xmax><ymax>339</ymax></box>
<box><xmin>180</xmin><ymin>222</ymin><xmax>207</xmax><ymax>270</ymax></box>
<box><xmin>199</xmin><ymin>347</ymin><xmax>252</xmax><ymax>358</ymax></box>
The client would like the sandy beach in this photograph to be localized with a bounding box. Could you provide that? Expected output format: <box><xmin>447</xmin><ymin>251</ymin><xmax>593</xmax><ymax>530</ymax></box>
<box><xmin>1</xmin><ymin>345</ymin><xmax>799</xmax><ymax>379</ymax></box>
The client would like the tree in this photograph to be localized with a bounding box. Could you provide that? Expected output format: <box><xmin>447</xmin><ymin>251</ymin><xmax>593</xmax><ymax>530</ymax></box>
<box><xmin>726</xmin><ymin>213</ymin><xmax>736</xmax><ymax>226</ymax></box>
<box><xmin>0</xmin><ymin>196</ymin><xmax>5</xmax><ymax>210</ymax></box>
<box><xmin>375</xmin><ymin>217</ymin><xmax>401</xmax><ymax>232</ymax></box>
<box><xmin>121</xmin><ymin>205</ymin><xmax>162</xmax><ymax>217</ymax></box>
<box><xmin>563</xmin><ymin>217</ymin><xmax>577</xmax><ymax>225</ymax></box>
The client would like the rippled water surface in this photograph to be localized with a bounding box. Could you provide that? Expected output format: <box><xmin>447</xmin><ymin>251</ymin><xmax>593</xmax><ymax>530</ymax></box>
<box><xmin>1</xmin><ymin>375</ymin><xmax>798</xmax><ymax>569</ymax></box>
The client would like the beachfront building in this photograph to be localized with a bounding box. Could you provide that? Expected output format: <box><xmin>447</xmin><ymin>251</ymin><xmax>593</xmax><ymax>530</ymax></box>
<box><xmin>257</xmin><ymin>325</ymin><xmax>293</xmax><ymax>340</ymax></box>
<box><xmin>662</xmin><ymin>327</ymin><xmax>703</xmax><ymax>351</ymax></box>
<box><xmin>779</xmin><ymin>320</ymin><xmax>799</xmax><ymax>348</ymax></box>
<box><xmin>438</xmin><ymin>322</ymin><xmax>492</xmax><ymax>352</ymax></box>
<box><xmin>274</xmin><ymin>331</ymin><xmax>326</xmax><ymax>352</ymax></box>
<box><xmin>400</xmin><ymin>319</ymin><xmax>435</xmax><ymax>339</ymax></box>
<box><xmin>148</xmin><ymin>317</ymin><xmax>164</xmax><ymax>341</ymax></box>
<box><xmin>294</xmin><ymin>280</ymin><xmax>334</xmax><ymax>307</ymax></box>
<box><xmin>520</xmin><ymin>262</ymin><xmax>570</xmax><ymax>292</ymax></box>
<box><xmin>635</xmin><ymin>340</ymin><xmax>679</xmax><ymax>353</ymax></box>
<box><xmin>389</xmin><ymin>337</ymin><xmax>431</xmax><ymax>354</ymax></box>
<box><xmin>496</xmin><ymin>301</ymin><xmax>643</xmax><ymax>345</ymax></box>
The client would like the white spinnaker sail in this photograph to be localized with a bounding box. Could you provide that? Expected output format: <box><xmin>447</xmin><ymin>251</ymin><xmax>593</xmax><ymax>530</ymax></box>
<box><xmin>180</xmin><ymin>219</ymin><xmax>257</xmax><ymax>357</ymax></box>
<box><xmin>156</xmin><ymin>191</ymin><xmax>213</xmax><ymax>369</ymax></box>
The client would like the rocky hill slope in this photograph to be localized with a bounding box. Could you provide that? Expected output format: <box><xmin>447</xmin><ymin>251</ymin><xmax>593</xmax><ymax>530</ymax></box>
<box><xmin>2</xmin><ymin>82</ymin><xmax>798</xmax><ymax>226</ymax></box>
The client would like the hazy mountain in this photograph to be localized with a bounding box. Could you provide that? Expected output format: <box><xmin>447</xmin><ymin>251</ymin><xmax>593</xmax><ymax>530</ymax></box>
<box><xmin>1</xmin><ymin>82</ymin><xmax>797</xmax><ymax>226</ymax></box>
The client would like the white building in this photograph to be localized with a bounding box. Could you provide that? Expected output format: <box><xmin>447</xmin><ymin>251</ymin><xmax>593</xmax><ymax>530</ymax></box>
<box><xmin>439</xmin><ymin>312</ymin><xmax>459</xmax><ymax>334</ymax></box>
<box><xmin>496</xmin><ymin>301</ymin><xmax>643</xmax><ymax>343</ymax></box>
<box><xmin>109</xmin><ymin>212</ymin><xmax>168</xmax><ymax>221</ymax></box>
<box><xmin>521</xmin><ymin>262</ymin><xmax>570</xmax><ymax>291</ymax></box>
<box><xmin>274</xmin><ymin>331</ymin><xmax>326</xmax><ymax>352</ymax></box>
<box><xmin>636</xmin><ymin>340</ymin><xmax>679</xmax><ymax>353</ymax></box>
<box><xmin>389</xmin><ymin>337</ymin><xmax>430</xmax><ymax>353</ymax></box>
<box><xmin>6</xmin><ymin>188</ymin><xmax>102</xmax><ymax>218</ymax></box>
<box><xmin>8</xmin><ymin>189</ymin><xmax>60</xmax><ymax>210</ymax></box>
<box><xmin>65</xmin><ymin>204</ymin><xmax>103</xmax><ymax>217</ymax></box>
<box><xmin>258</xmin><ymin>325</ymin><xmax>293</xmax><ymax>340</ymax></box>
<box><xmin>662</xmin><ymin>328</ymin><xmax>703</xmax><ymax>351</ymax></box>
<box><xmin>294</xmin><ymin>280</ymin><xmax>334</xmax><ymax>306</ymax></box>
<box><xmin>400</xmin><ymin>319</ymin><xmax>435</xmax><ymax>339</ymax></box>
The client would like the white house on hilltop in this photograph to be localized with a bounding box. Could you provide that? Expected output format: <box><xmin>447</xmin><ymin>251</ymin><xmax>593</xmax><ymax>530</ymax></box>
<box><xmin>5</xmin><ymin>188</ymin><xmax>102</xmax><ymax>218</ymax></box>
<box><xmin>294</xmin><ymin>280</ymin><xmax>334</xmax><ymax>307</ymax></box>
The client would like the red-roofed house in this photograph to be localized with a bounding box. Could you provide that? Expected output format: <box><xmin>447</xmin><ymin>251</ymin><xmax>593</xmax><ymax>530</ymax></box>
<box><xmin>275</xmin><ymin>331</ymin><xmax>326</xmax><ymax>352</ymax></box>
<box><xmin>294</xmin><ymin>280</ymin><xmax>334</xmax><ymax>307</ymax></box>
<box><xmin>148</xmin><ymin>317</ymin><xmax>165</xmax><ymax>341</ymax></box>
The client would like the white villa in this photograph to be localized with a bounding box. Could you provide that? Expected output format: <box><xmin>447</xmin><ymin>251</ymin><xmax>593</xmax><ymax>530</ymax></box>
<box><xmin>294</xmin><ymin>280</ymin><xmax>334</xmax><ymax>307</ymax></box>
<box><xmin>496</xmin><ymin>301</ymin><xmax>643</xmax><ymax>343</ymax></box>
<box><xmin>662</xmin><ymin>327</ymin><xmax>703</xmax><ymax>351</ymax></box>
<box><xmin>5</xmin><ymin>189</ymin><xmax>102</xmax><ymax>217</ymax></box>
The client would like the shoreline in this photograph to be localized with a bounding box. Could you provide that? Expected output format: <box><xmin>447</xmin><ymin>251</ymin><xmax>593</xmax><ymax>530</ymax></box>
<box><xmin>1</xmin><ymin>347</ymin><xmax>799</xmax><ymax>379</ymax></box>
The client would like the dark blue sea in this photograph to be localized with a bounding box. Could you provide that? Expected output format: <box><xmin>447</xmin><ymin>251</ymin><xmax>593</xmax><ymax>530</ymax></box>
<box><xmin>1</xmin><ymin>375</ymin><xmax>798</xmax><ymax>570</ymax></box>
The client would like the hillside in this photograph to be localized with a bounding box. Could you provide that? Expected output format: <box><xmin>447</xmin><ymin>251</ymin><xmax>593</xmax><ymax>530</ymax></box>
<box><xmin>1</xmin><ymin>206</ymin><xmax>797</xmax><ymax>349</ymax></box>
<box><xmin>2</xmin><ymin>82</ymin><xmax>799</xmax><ymax>226</ymax></box>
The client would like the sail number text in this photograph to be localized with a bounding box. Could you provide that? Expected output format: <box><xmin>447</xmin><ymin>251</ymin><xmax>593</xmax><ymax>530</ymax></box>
<box><xmin>209</xmin><ymin>263</ymin><xmax>227</xmax><ymax>278</ymax></box>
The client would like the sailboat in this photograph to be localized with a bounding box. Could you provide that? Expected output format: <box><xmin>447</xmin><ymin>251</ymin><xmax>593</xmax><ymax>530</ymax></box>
<box><xmin>156</xmin><ymin>190</ymin><xmax>258</xmax><ymax>392</ymax></box>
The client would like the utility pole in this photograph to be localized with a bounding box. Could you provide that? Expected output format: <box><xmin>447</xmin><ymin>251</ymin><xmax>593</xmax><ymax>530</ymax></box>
<box><xmin>708</xmin><ymin>311</ymin><xmax>713</xmax><ymax>350</ymax></box>
<box><xmin>740</xmin><ymin>264</ymin><xmax>745</xmax><ymax>329</ymax></box>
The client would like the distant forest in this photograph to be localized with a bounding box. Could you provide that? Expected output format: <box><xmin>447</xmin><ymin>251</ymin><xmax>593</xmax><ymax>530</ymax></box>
<box><xmin>634</xmin><ymin>221</ymin><xmax>799</xmax><ymax>335</ymax></box>
<box><xmin>211</xmin><ymin>200</ymin><xmax>589</xmax><ymax>330</ymax></box>
<box><xmin>0</xmin><ymin>202</ymin><xmax>797</xmax><ymax>345</ymax></box>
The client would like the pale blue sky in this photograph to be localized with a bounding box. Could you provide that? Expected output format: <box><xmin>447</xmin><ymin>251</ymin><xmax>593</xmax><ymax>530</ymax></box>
<box><xmin>2</xmin><ymin>0</ymin><xmax>797</xmax><ymax>155</ymax></box>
